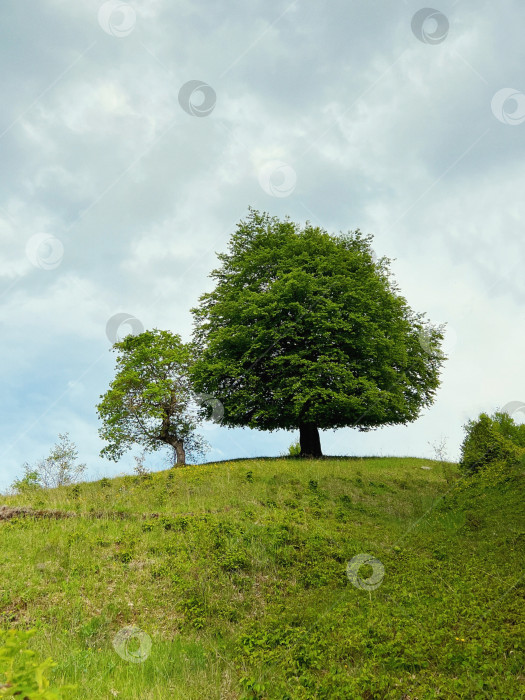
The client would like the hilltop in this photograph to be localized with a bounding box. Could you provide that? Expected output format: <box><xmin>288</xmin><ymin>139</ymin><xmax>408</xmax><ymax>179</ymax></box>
<box><xmin>1</xmin><ymin>456</ymin><xmax>523</xmax><ymax>699</ymax></box>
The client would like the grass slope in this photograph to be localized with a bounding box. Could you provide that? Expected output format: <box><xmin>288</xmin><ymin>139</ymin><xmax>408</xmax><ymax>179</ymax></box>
<box><xmin>1</xmin><ymin>456</ymin><xmax>524</xmax><ymax>699</ymax></box>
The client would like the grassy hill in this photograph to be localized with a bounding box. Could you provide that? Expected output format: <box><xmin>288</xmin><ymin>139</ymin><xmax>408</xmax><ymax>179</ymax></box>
<box><xmin>1</xmin><ymin>456</ymin><xmax>523</xmax><ymax>699</ymax></box>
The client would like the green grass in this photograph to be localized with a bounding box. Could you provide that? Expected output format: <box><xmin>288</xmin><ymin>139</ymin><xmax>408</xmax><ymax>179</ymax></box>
<box><xmin>1</xmin><ymin>456</ymin><xmax>523</xmax><ymax>699</ymax></box>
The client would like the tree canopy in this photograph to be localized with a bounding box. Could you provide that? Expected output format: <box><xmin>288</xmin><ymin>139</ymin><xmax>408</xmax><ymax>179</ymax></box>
<box><xmin>97</xmin><ymin>329</ymin><xmax>207</xmax><ymax>465</ymax></box>
<box><xmin>190</xmin><ymin>209</ymin><xmax>445</xmax><ymax>457</ymax></box>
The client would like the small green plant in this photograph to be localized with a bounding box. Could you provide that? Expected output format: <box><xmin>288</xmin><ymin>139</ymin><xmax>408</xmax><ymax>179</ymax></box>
<box><xmin>150</xmin><ymin>515</ymin><xmax>177</xmax><ymax>532</ymax></box>
<box><xmin>180</xmin><ymin>594</ymin><xmax>206</xmax><ymax>630</ymax></box>
<box><xmin>69</xmin><ymin>484</ymin><xmax>81</xmax><ymax>499</ymax></box>
<box><xmin>245</xmin><ymin>471</ymin><xmax>253</xmax><ymax>483</ymax></box>
<box><xmin>169</xmin><ymin>516</ymin><xmax>189</xmax><ymax>531</ymax></box>
<box><xmin>116</xmin><ymin>549</ymin><xmax>133</xmax><ymax>563</ymax></box>
<box><xmin>0</xmin><ymin>628</ymin><xmax>75</xmax><ymax>698</ymax></box>
<box><xmin>99</xmin><ymin>477</ymin><xmax>111</xmax><ymax>488</ymax></box>
<box><xmin>287</xmin><ymin>440</ymin><xmax>301</xmax><ymax>457</ymax></box>
<box><xmin>239</xmin><ymin>675</ymin><xmax>267</xmax><ymax>699</ymax></box>
<box><xmin>217</xmin><ymin>548</ymin><xmax>250</xmax><ymax>572</ymax></box>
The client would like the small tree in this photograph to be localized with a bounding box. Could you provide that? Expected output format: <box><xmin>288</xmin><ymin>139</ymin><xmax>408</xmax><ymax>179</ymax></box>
<box><xmin>97</xmin><ymin>329</ymin><xmax>208</xmax><ymax>466</ymax></box>
<box><xmin>11</xmin><ymin>434</ymin><xmax>86</xmax><ymax>492</ymax></box>
<box><xmin>38</xmin><ymin>433</ymin><xmax>86</xmax><ymax>488</ymax></box>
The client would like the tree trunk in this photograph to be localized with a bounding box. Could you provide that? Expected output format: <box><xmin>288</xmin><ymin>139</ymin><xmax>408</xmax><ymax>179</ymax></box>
<box><xmin>174</xmin><ymin>440</ymin><xmax>185</xmax><ymax>465</ymax></box>
<box><xmin>162</xmin><ymin>436</ymin><xmax>186</xmax><ymax>465</ymax></box>
<box><xmin>299</xmin><ymin>423</ymin><xmax>322</xmax><ymax>458</ymax></box>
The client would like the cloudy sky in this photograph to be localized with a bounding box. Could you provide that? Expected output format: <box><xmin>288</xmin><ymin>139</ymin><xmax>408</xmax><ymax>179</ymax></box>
<box><xmin>1</xmin><ymin>0</ymin><xmax>524</xmax><ymax>489</ymax></box>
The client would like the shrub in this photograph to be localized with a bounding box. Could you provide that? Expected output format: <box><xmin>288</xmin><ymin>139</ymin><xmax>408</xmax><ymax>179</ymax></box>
<box><xmin>287</xmin><ymin>440</ymin><xmax>301</xmax><ymax>457</ymax></box>
<box><xmin>11</xmin><ymin>467</ymin><xmax>41</xmax><ymax>494</ymax></box>
<box><xmin>459</xmin><ymin>412</ymin><xmax>524</xmax><ymax>475</ymax></box>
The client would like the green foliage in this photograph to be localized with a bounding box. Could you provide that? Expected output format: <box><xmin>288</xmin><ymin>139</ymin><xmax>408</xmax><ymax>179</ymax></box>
<box><xmin>491</xmin><ymin>410</ymin><xmax>525</xmax><ymax>447</ymax></box>
<box><xmin>96</xmin><ymin>329</ymin><xmax>209</xmax><ymax>464</ymax></box>
<box><xmin>179</xmin><ymin>594</ymin><xmax>207</xmax><ymax>630</ymax></box>
<box><xmin>69</xmin><ymin>485</ymin><xmax>81</xmax><ymax>500</ymax></box>
<box><xmin>0</xmin><ymin>629</ymin><xmax>75</xmax><ymax>699</ymax></box>
<box><xmin>287</xmin><ymin>440</ymin><xmax>301</xmax><ymax>457</ymax></box>
<box><xmin>459</xmin><ymin>411</ymin><xmax>524</xmax><ymax>475</ymax></box>
<box><xmin>191</xmin><ymin>209</ymin><xmax>445</xmax><ymax>453</ymax></box>
<box><xmin>11</xmin><ymin>435</ymin><xmax>85</xmax><ymax>493</ymax></box>
<box><xmin>11</xmin><ymin>466</ymin><xmax>41</xmax><ymax>494</ymax></box>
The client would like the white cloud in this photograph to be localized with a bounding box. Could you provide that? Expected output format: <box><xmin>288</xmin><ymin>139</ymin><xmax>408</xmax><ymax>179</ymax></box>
<box><xmin>0</xmin><ymin>0</ymin><xmax>524</xmax><ymax>488</ymax></box>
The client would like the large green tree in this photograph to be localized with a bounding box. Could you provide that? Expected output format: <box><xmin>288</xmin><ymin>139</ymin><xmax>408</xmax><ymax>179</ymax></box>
<box><xmin>97</xmin><ymin>329</ymin><xmax>207</xmax><ymax>465</ymax></box>
<box><xmin>191</xmin><ymin>209</ymin><xmax>445</xmax><ymax>457</ymax></box>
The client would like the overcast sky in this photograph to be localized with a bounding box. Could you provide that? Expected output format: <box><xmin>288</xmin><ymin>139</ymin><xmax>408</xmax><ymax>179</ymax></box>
<box><xmin>1</xmin><ymin>0</ymin><xmax>524</xmax><ymax>489</ymax></box>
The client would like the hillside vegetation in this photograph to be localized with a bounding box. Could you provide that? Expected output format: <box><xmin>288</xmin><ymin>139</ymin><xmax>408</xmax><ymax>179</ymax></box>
<box><xmin>1</xmin><ymin>456</ymin><xmax>523</xmax><ymax>699</ymax></box>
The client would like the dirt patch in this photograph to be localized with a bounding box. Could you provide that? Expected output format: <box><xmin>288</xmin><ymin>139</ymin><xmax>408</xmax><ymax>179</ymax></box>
<box><xmin>0</xmin><ymin>505</ymin><xmax>75</xmax><ymax>521</ymax></box>
<box><xmin>0</xmin><ymin>505</ymin><xmax>222</xmax><ymax>522</ymax></box>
